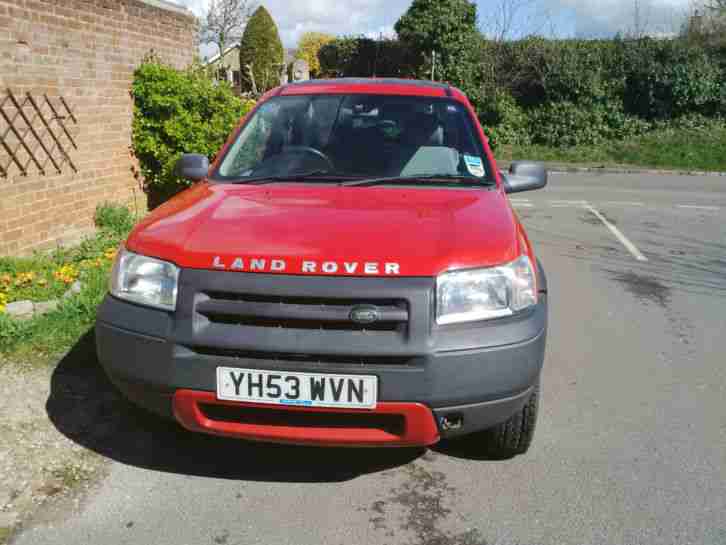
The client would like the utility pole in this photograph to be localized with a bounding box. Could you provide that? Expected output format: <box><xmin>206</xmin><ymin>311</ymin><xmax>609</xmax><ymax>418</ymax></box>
<box><xmin>431</xmin><ymin>51</ymin><xmax>436</xmax><ymax>81</ymax></box>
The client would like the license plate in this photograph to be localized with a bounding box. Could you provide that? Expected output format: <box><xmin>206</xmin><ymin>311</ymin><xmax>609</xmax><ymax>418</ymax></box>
<box><xmin>216</xmin><ymin>367</ymin><xmax>378</xmax><ymax>409</ymax></box>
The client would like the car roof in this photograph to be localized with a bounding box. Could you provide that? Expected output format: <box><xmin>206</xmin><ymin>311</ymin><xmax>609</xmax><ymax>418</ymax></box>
<box><xmin>277</xmin><ymin>78</ymin><xmax>465</xmax><ymax>100</ymax></box>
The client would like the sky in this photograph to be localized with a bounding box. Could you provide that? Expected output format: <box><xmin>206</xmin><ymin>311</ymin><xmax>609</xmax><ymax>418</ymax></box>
<box><xmin>171</xmin><ymin>0</ymin><xmax>690</xmax><ymax>56</ymax></box>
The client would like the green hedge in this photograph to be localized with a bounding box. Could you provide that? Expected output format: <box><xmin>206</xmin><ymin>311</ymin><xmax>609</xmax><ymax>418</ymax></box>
<box><xmin>131</xmin><ymin>58</ymin><xmax>255</xmax><ymax>201</ymax></box>
<box><xmin>476</xmin><ymin>37</ymin><xmax>725</xmax><ymax>149</ymax></box>
<box><xmin>620</xmin><ymin>39</ymin><xmax>724</xmax><ymax>119</ymax></box>
<box><xmin>319</xmin><ymin>37</ymin><xmax>422</xmax><ymax>78</ymax></box>
<box><xmin>318</xmin><ymin>22</ymin><xmax>726</xmax><ymax>151</ymax></box>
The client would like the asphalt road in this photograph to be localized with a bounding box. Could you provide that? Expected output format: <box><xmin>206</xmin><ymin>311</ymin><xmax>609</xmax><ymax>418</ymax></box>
<box><xmin>16</xmin><ymin>173</ymin><xmax>726</xmax><ymax>545</ymax></box>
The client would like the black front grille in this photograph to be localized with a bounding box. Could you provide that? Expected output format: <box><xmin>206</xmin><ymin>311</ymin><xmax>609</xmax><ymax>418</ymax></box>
<box><xmin>195</xmin><ymin>292</ymin><xmax>409</xmax><ymax>332</ymax></box>
<box><xmin>179</xmin><ymin>270</ymin><xmax>435</xmax><ymax>357</ymax></box>
<box><xmin>184</xmin><ymin>346</ymin><xmax>415</xmax><ymax>366</ymax></box>
<box><xmin>200</xmin><ymin>404</ymin><xmax>406</xmax><ymax>436</ymax></box>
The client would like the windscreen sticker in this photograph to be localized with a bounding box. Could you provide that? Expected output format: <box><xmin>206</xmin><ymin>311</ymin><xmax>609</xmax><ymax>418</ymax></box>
<box><xmin>464</xmin><ymin>155</ymin><xmax>485</xmax><ymax>177</ymax></box>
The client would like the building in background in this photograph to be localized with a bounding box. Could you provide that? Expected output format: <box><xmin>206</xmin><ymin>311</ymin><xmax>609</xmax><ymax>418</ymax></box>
<box><xmin>205</xmin><ymin>46</ymin><xmax>301</xmax><ymax>91</ymax></box>
<box><xmin>205</xmin><ymin>44</ymin><xmax>242</xmax><ymax>88</ymax></box>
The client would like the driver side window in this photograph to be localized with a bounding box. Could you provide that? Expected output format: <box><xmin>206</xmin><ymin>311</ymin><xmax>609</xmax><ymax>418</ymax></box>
<box><xmin>219</xmin><ymin>103</ymin><xmax>278</xmax><ymax>177</ymax></box>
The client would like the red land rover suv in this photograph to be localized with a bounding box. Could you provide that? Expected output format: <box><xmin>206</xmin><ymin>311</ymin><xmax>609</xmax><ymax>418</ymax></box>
<box><xmin>97</xmin><ymin>78</ymin><xmax>548</xmax><ymax>457</ymax></box>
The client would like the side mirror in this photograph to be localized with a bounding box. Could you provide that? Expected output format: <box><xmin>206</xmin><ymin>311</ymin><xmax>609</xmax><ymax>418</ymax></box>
<box><xmin>501</xmin><ymin>161</ymin><xmax>547</xmax><ymax>194</ymax></box>
<box><xmin>174</xmin><ymin>153</ymin><xmax>209</xmax><ymax>182</ymax></box>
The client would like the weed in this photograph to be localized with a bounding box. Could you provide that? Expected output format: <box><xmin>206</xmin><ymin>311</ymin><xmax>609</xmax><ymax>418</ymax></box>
<box><xmin>94</xmin><ymin>203</ymin><xmax>135</xmax><ymax>237</ymax></box>
<box><xmin>51</xmin><ymin>459</ymin><xmax>96</xmax><ymax>490</ymax></box>
<box><xmin>0</xmin><ymin>204</ymin><xmax>135</xmax><ymax>363</ymax></box>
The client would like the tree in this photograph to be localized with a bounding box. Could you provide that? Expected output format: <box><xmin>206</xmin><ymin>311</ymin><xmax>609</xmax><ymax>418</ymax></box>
<box><xmin>395</xmin><ymin>0</ymin><xmax>481</xmax><ymax>94</ymax></box>
<box><xmin>628</xmin><ymin>0</ymin><xmax>652</xmax><ymax>38</ymax></box>
<box><xmin>684</xmin><ymin>0</ymin><xmax>726</xmax><ymax>51</ymax></box>
<box><xmin>480</xmin><ymin>0</ymin><xmax>555</xmax><ymax>42</ymax></box>
<box><xmin>703</xmin><ymin>0</ymin><xmax>726</xmax><ymax>12</ymax></box>
<box><xmin>296</xmin><ymin>32</ymin><xmax>335</xmax><ymax>77</ymax></box>
<box><xmin>239</xmin><ymin>6</ymin><xmax>285</xmax><ymax>95</ymax></box>
<box><xmin>200</xmin><ymin>0</ymin><xmax>255</xmax><ymax>57</ymax></box>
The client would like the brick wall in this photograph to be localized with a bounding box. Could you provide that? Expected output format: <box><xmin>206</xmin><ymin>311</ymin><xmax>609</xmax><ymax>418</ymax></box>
<box><xmin>0</xmin><ymin>0</ymin><xmax>196</xmax><ymax>255</ymax></box>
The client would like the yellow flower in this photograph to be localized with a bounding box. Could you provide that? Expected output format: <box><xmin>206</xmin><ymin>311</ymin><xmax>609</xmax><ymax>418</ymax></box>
<box><xmin>0</xmin><ymin>292</ymin><xmax>7</xmax><ymax>313</ymax></box>
<box><xmin>53</xmin><ymin>264</ymin><xmax>79</xmax><ymax>285</ymax></box>
<box><xmin>104</xmin><ymin>248</ymin><xmax>118</xmax><ymax>260</ymax></box>
<box><xmin>14</xmin><ymin>272</ymin><xmax>36</xmax><ymax>286</ymax></box>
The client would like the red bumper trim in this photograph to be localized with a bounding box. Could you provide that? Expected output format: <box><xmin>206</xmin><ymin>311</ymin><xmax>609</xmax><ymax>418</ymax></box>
<box><xmin>173</xmin><ymin>390</ymin><xmax>440</xmax><ymax>447</ymax></box>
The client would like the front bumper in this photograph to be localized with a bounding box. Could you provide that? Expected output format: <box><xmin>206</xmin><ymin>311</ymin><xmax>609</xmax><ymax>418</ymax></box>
<box><xmin>173</xmin><ymin>390</ymin><xmax>441</xmax><ymax>447</ymax></box>
<box><xmin>96</xmin><ymin>270</ymin><xmax>547</xmax><ymax>447</ymax></box>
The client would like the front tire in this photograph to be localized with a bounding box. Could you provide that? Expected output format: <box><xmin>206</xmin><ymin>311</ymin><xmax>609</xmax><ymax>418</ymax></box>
<box><xmin>476</xmin><ymin>383</ymin><xmax>540</xmax><ymax>458</ymax></box>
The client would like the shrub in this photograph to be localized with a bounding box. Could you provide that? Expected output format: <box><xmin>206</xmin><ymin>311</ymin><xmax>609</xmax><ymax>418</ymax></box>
<box><xmin>528</xmin><ymin>101</ymin><xmax>649</xmax><ymax>147</ymax></box>
<box><xmin>479</xmin><ymin>38</ymin><xmax>624</xmax><ymax>108</ymax></box>
<box><xmin>479</xmin><ymin>91</ymin><xmax>531</xmax><ymax>148</ymax></box>
<box><xmin>621</xmin><ymin>39</ymin><xmax>724</xmax><ymax>119</ymax></box>
<box><xmin>131</xmin><ymin>58</ymin><xmax>255</xmax><ymax>200</ymax></box>
<box><xmin>540</xmin><ymin>40</ymin><xmax>622</xmax><ymax>105</ymax></box>
<box><xmin>239</xmin><ymin>7</ymin><xmax>284</xmax><ymax>94</ymax></box>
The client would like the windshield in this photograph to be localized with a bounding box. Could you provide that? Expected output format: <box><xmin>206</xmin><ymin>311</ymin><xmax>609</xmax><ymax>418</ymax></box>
<box><xmin>213</xmin><ymin>94</ymin><xmax>492</xmax><ymax>184</ymax></box>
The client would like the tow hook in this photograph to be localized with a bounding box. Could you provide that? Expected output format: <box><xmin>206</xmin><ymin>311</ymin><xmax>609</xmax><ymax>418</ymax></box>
<box><xmin>440</xmin><ymin>413</ymin><xmax>464</xmax><ymax>431</ymax></box>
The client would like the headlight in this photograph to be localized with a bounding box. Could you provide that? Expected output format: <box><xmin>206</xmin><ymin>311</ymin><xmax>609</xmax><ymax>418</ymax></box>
<box><xmin>110</xmin><ymin>248</ymin><xmax>179</xmax><ymax>311</ymax></box>
<box><xmin>436</xmin><ymin>255</ymin><xmax>537</xmax><ymax>325</ymax></box>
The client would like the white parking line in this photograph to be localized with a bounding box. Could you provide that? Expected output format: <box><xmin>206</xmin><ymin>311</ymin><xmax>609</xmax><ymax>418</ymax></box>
<box><xmin>602</xmin><ymin>201</ymin><xmax>644</xmax><ymax>207</ymax></box>
<box><xmin>585</xmin><ymin>204</ymin><xmax>648</xmax><ymax>262</ymax></box>
<box><xmin>548</xmin><ymin>200</ymin><xmax>588</xmax><ymax>208</ymax></box>
<box><xmin>677</xmin><ymin>205</ymin><xmax>721</xmax><ymax>211</ymax></box>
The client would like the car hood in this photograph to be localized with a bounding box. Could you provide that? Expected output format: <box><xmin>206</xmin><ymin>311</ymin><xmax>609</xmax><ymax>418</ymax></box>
<box><xmin>126</xmin><ymin>182</ymin><xmax>523</xmax><ymax>277</ymax></box>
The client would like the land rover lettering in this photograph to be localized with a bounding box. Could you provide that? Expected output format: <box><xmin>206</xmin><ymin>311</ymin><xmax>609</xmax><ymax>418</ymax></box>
<box><xmin>210</xmin><ymin>257</ymin><xmax>402</xmax><ymax>275</ymax></box>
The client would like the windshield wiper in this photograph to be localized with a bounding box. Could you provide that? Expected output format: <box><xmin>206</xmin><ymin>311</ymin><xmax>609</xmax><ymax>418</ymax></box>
<box><xmin>340</xmin><ymin>174</ymin><xmax>495</xmax><ymax>187</ymax></box>
<box><xmin>230</xmin><ymin>170</ymin><xmax>343</xmax><ymax>185</ymax></box>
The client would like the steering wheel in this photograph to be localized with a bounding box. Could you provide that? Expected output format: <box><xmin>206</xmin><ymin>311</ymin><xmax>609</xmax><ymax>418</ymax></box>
<box><xmin>283</xmin><ymin>146</ymin><xmax>335</xmax><ymax>171</ymax></box>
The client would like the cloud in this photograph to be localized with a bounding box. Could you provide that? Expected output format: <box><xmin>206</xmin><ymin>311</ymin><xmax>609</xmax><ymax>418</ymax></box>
<box><xmin>554</xmin><ymin>0</ymin><xmax>689</xmax><ymax>36</ymax></box>
<box><xmin>169</xmin><ymin>0</ymin><xmax>409</xmax><ymax>47</ymax></box>
<box><xmin>168</xmin><ymin>0</ymin><xmax>691</xmax><ymax>49</ymax></box>
<box><xmin>262</xmin><ymin>0</ymin><xmax>409</xmax><ymax>45</ymax></box>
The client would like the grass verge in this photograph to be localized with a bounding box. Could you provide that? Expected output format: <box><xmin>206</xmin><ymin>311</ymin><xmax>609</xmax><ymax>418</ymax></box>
<box><xmin>0</xmin><ymin>204</ymin><xmax>135</xmax><ymax>364</ymax></box>
<box><xmin>499</xmin><ymin>124</ymin><xmax>726</xmax><ymax>172</ymax></box>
